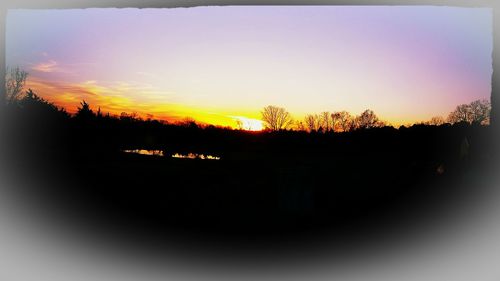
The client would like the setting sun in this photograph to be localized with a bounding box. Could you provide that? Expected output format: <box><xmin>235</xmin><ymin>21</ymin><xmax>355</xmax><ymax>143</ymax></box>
<box><xmin>232</xmin><ymin>116</ymin><xmax>264</xmax><ymax>131</ymax></box>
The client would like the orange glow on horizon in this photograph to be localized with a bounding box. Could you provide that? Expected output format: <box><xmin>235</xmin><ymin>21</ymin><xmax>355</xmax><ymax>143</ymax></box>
<box><xmin>24</xmin><ymin>77</ymin><xmax>447</xmax><ymax>130</ymax></box>
<box><xmin>24</xmin><ymin>77</ymin><xmax>263</xmax><ymax>129</ymax></box>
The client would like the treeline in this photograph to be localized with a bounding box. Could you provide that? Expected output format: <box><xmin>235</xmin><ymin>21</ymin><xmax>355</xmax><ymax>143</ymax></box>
<box><xmin>4</xmin><ymin>88</ymin><xmax>491</xmax><ymax>156</ymax></box>
<box><xmin>6</xmin><ymin>88</ymin><xmax>491</xmax><ymax>137</ymax></box>
<box><xmin>260</xmin><ymin>99</ymin><xmax>491</xmax><ymax>133</ymax></box>
<box><xmin>4</xmin><ymin>67</ymin><xmax>491</xmax><ymax>135</ymax></box>
<box><xmin>259</xmin><ymin>105</ymin><xmax>386</xmax><ymax>132</ymax></box>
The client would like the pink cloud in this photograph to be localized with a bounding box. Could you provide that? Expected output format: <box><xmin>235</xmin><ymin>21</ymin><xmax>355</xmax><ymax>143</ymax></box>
<box><xmin>31</xmin><ymin>60</ymin><xmax>58</xmax><ymax>73</ymax></box>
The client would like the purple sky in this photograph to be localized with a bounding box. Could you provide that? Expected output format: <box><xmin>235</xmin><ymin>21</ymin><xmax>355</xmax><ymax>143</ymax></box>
<box><xmin>6</xmin><ymin>6</ymin><xmax>493</xmax><ymax>126</ymax></box>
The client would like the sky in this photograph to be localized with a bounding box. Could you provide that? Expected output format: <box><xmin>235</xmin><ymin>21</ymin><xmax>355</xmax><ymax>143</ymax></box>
<box><xmin>6</xmin><ymin>6</ymin><xmax>493</xmax><ymax>128</ymax></box>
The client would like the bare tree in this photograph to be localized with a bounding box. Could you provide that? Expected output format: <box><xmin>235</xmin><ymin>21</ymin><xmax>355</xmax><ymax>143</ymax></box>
<box><xmin>320</xmin><ymin>111</ymin><xmax>333</xmax><ymax>132</ymax></box>
<box><xmin>356</xmin><ymin>109</ymin><xmax>382</xmax><ymax>129</ymax></box>
<box><xmin>261</xmin><ymin>105</ymin><xmax>293</xmax><ymax>131</ymax></box>
<box><xmin>447</xmin><ymin>100</ymin><xmax>491</xmax><ymax>125</ymax></box>
<box><xmin>469</xmin><ymin>99</ymin><xmax>491</xmax><ymax>125</ymax></box>
<box><xmin>304</xmin><ymin>114</ymin><xmax>321</xmax><ymax>132</ymax></box>
<box><xmin>5</xmin><ymin>66</ymin><xmax>28</xmax><ymax>103</ymax></box>
<box><xmin>332</xmin><ymin>111</ymin><xmax>352</xmax><ymax>132</ymax></box>
<box><xmin>330</xmin><ymin>112</ymin><xmax>340</xmax><ymax>132</ymax></box>
<box><xmin>447</xmin><ymin>104</ymin><xmax>471</xmax><ymax>124</ymax></box>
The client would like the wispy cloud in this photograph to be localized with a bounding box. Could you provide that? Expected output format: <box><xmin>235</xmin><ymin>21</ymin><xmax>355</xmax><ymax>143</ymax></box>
<box><xmin>24</xmin><ymin>77</ymin><xmax>182</xmax><ymax>120</ymax></box>
<box><xmin>31</xmin><ymin>60</ymin><xmax>58</xmax><ymax>73</ymax></box>
<box><xmin>30</xmin><ymin>53</ymin><xmax>96</xmax><ymax>75</ymax></box>
<box><xmin>24</xmin><ymin>77</ymin><xmax>254</xmax><ymax>127</ymax></box>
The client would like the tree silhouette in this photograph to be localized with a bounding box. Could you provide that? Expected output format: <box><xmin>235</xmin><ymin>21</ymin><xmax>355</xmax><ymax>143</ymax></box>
<box><xmin>177</xmin><ymin>117</ymin><xmax>198</xmax><ymax>129</ymax></box>
<box><xmin>469</xmin><ymin>99</ymin><xmax>490</xmax><ymax>125</ymax></box>
<box><xmin>17</xmin><ymin>88</ymin><xmax>68</xmax><ymax>118</ymax></box>
<box><xmin>447</xmin><ymin>99</ymin><xmax>490</xmax><ymax>125</ymax></box>
<box><xmin>6</xmin><ymin>66</ymin><xmax>28</xmax><ymax>104</ymax></box>
<box><xmin>355</xmin><ymin>109</ymin><xmax>383</xmax><ymax>129</ymax></box>
<box><xmin>320</xmin><ymin>111</ymin><xmax>333</xmax><ymax>132</ymax></box>
<box><xmin>75</xmin><ymin>100</ymin><xmax>95</xmax><ymax>120</ymax></box>
<box><xmin>332</xmin><ymin>111</ymin><xmax>353</xmax><ymax>132</ymax></box>
<box><xmin>304</xmin><ymin>114</ymin><xmax>321</xmax><ymax>132</ymax></box>
<box><xmin>96</xmin><ymin>107</ymin><xmax>103</xmax><ymax>119</ymax></box>
<box><xmin>261</xmin><ymin>105</ymin><xmax>293</xmax><ymax>131</ymax></box>
<box><xmin>447</xmin><ymin>104</ymin><xmax>470</xmax><ymax>124</ymax></box>
<box><xmin>23</xmin><ymin>88</ymin><xmax>42</xmax><ymax>103</ymax></box>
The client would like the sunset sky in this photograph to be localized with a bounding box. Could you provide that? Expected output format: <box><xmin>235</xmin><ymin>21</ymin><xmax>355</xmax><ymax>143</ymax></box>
<box><xmin>6</xmin><ymin>6</ymin><xmax>492</xmax><ymax>128</ymax></box>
